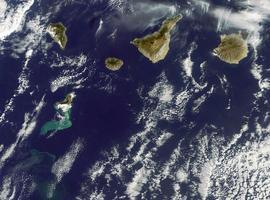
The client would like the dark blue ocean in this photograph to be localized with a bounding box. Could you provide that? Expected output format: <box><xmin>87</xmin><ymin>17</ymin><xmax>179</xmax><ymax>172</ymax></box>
<box><xmin>0</xmin><ymin>0</ymin><xmax>270</xmax><ymax>199</ymax></box>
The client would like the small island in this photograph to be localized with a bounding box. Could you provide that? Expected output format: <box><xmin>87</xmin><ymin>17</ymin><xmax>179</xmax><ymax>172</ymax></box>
<box><xmin>105</xmin><ymin>57</ymin><xmax>124</xmax><ymax>71</ymax></box>
<box><xmin>131</xmin><ymin>14</ymin><xmax>182</xmax><ymax>63</ymax></box>
<box><xmin>40</xmin><ymin>93</ymin><xmax>75</xmax><ymax>136</ymax></box>
<box><xmin>213</xmin><ymin>33</ymin><xmax>248</xmax><ymax>64</ymax></box>
<box><xmin>47</xmin><ymin>22</ymin><xmax>68</xmax><ymax>50</ymax></box>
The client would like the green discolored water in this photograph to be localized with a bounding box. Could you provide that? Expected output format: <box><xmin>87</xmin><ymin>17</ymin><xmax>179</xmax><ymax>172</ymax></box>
<box><xmin>40</xmin><ymin>109</ymin><xmax>72</xmax><ymax>135</ymax></box>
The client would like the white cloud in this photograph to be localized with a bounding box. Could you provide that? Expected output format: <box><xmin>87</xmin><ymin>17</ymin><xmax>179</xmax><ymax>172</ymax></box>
<box><xmin>0</xmin><ymin>96</ymin><xmax>45</xmax><ymax>169</ymax></box>
<box><xmin>214</xmin><ymin>8</ymin><xmax>262</xmax><ymax>32</ymax></box>
<box><xmin>110</xmin><ymin>1</ymin><xmax>177</xmax><ymax>32</ymax></box>
<box><xmin>52</xmin><ymin>138</ymin><xmax>84</xmax><ymax>183</ymax></box>
<box><xmin>0</xmin><ymin>0</ymin><xmax>7</xmax><ymax>18</ymax></box>
<box><xmin>0</xmin><ymin>0</ymin><xmax>34</xmax><ymax>40</ymax></box>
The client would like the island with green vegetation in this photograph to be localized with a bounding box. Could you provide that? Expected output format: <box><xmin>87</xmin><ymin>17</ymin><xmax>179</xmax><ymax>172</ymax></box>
<box><xmin>40</xmin><ymin>93</ymin><xmax>75</xmax><ymax>136</ymax></box>
<box><xmin>105</xmin><ymin>57</ymin><xmax>124</xmax><ymax>71</ymax></box>
<box><xmin>131</xmin><ymin>14</ymin><xmax>182</xmax><ymax>63</ymax></box>
<box><xmin>47</xmin><ymin>22</ymin><xmax>68</xmax><ymax>50</ymax></box>
<box><xmin>213</xmin><ymin>33</ymin><xmax>248</xmax><ymax>64</ymax></box>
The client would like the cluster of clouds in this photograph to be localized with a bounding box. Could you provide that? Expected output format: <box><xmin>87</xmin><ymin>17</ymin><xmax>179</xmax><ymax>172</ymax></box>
<box><xmin>0</xmin><ymin>0</ymin><xmax>34</xmax><ymax>41</ymax></box>
<box><xmin>217</xmin><ymin>1</ymin><xmax>268</xmax><ymax>29</ymax></box>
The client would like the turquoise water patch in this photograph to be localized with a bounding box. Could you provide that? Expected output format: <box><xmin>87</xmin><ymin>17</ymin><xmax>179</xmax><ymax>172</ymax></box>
<box><xmin>40</xmin><ymin>109</ymin><xmax>72</xmax><ymax>135</ymax></box>
<box><xmin>11</xmin><ymin>149</ymin><xmax>63</xmax><ymax>199</ymax></box>
<box><xmin>40</xmin><ymin>94</ymin><xmax>74</xmax><ymax>135</ymax></box>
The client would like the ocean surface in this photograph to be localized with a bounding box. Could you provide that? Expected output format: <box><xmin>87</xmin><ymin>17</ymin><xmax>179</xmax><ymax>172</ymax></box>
<box><xmin>0</xmin><ymin>0</ymin><xmax>270</xmax><ymax>199</ymax></box>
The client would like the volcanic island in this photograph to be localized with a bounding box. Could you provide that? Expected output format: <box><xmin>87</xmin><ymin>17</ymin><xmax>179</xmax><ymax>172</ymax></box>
<box><xmin>40</xmin><ymin>93</ymin><xmax>75</xmax><ymax>135</ymax></box>
<box><xmin>105</xmin><ymin>57</ymin><xmax>124</xmax><ymax>71</ymax></box>
<box><xmin>47</xmin><ymin>22</ymin><xmax>68</xmax><ymax>50</ymax></box>
<box><xmin>213</xmin><ymin>33</ymin><xmax>249</xmax><ymax>64</ymax></box>
<box><xmin>131</xmin><ymin>14</ymin><xmax>182</xmax><ymax>63</ymax></box>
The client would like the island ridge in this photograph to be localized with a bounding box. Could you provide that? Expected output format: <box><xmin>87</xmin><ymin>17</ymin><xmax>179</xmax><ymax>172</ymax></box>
<box><xmin>47</xmin><ymin>22</ymin><xmax>68</xmax><ymax>50</ymax></box>
<box><xmin>131</xmin><ymin>15</ymin><xmax>182</xmax><ymax>63</ymax></box>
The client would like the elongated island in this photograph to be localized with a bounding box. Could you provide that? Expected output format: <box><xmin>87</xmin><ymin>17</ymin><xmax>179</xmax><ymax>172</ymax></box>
<box><xmin>47</xmin><ymin>22</ymin><xmax>68</xmax><ymax>50</ymax></box>
<box><xmin>131</xmin><ymin>14</ymin><xmax>182</xmax><ymax>63</ymax></box>
<box><xmin>40</xmin><ymin>93</ymin><xmax>75</xmax><ymax>135</ymax></box>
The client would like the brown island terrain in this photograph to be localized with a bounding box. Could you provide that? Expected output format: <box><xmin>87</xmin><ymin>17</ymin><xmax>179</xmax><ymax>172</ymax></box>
<box><xmin>131</xmin><ymin>14</ymin><xmax>182</xmax><ymax>63</ymax></box>
<box><xmin>213</xmin><ymin>33</ymin><xmax>249</xmax><ymax>64</ymax></box>
<box><xmin>47</xmin><ymin>22</ymin><xmax>68</xmax><ymax>50</ymax></box>
<box><xmin>105</xmin><ymin>57</ymin><xmax>124</xmax><ymax>71</ymax></box>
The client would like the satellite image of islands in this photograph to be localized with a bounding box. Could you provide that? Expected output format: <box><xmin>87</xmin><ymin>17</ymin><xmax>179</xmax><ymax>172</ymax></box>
<box><xmin>0</xmin><ymin>0</ymin><xmax>270</xmax><ymax>200</ymax></box>
<box><xmin>105</xmin><ymin>57</ymin><xmax>124</xmax><ymax>71</ymax></box>
<box><xmin>131</xmin><ymin>15</ymin><xmax>182</xmax><ymax>63</ymax></box>
<box><xmin>40</xmin><ymin>93</ymin><xmax>75</xmax><ymax>136</ymax></box>
<box><xmin>47</xmin><ymin>22</ymin><xmax>68</xmax><ymax>50</ymax></box>
<box><xmin>213</xmin><ymin>33</ymin><xmax>249</xmax><ymax>64</ymax></box>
